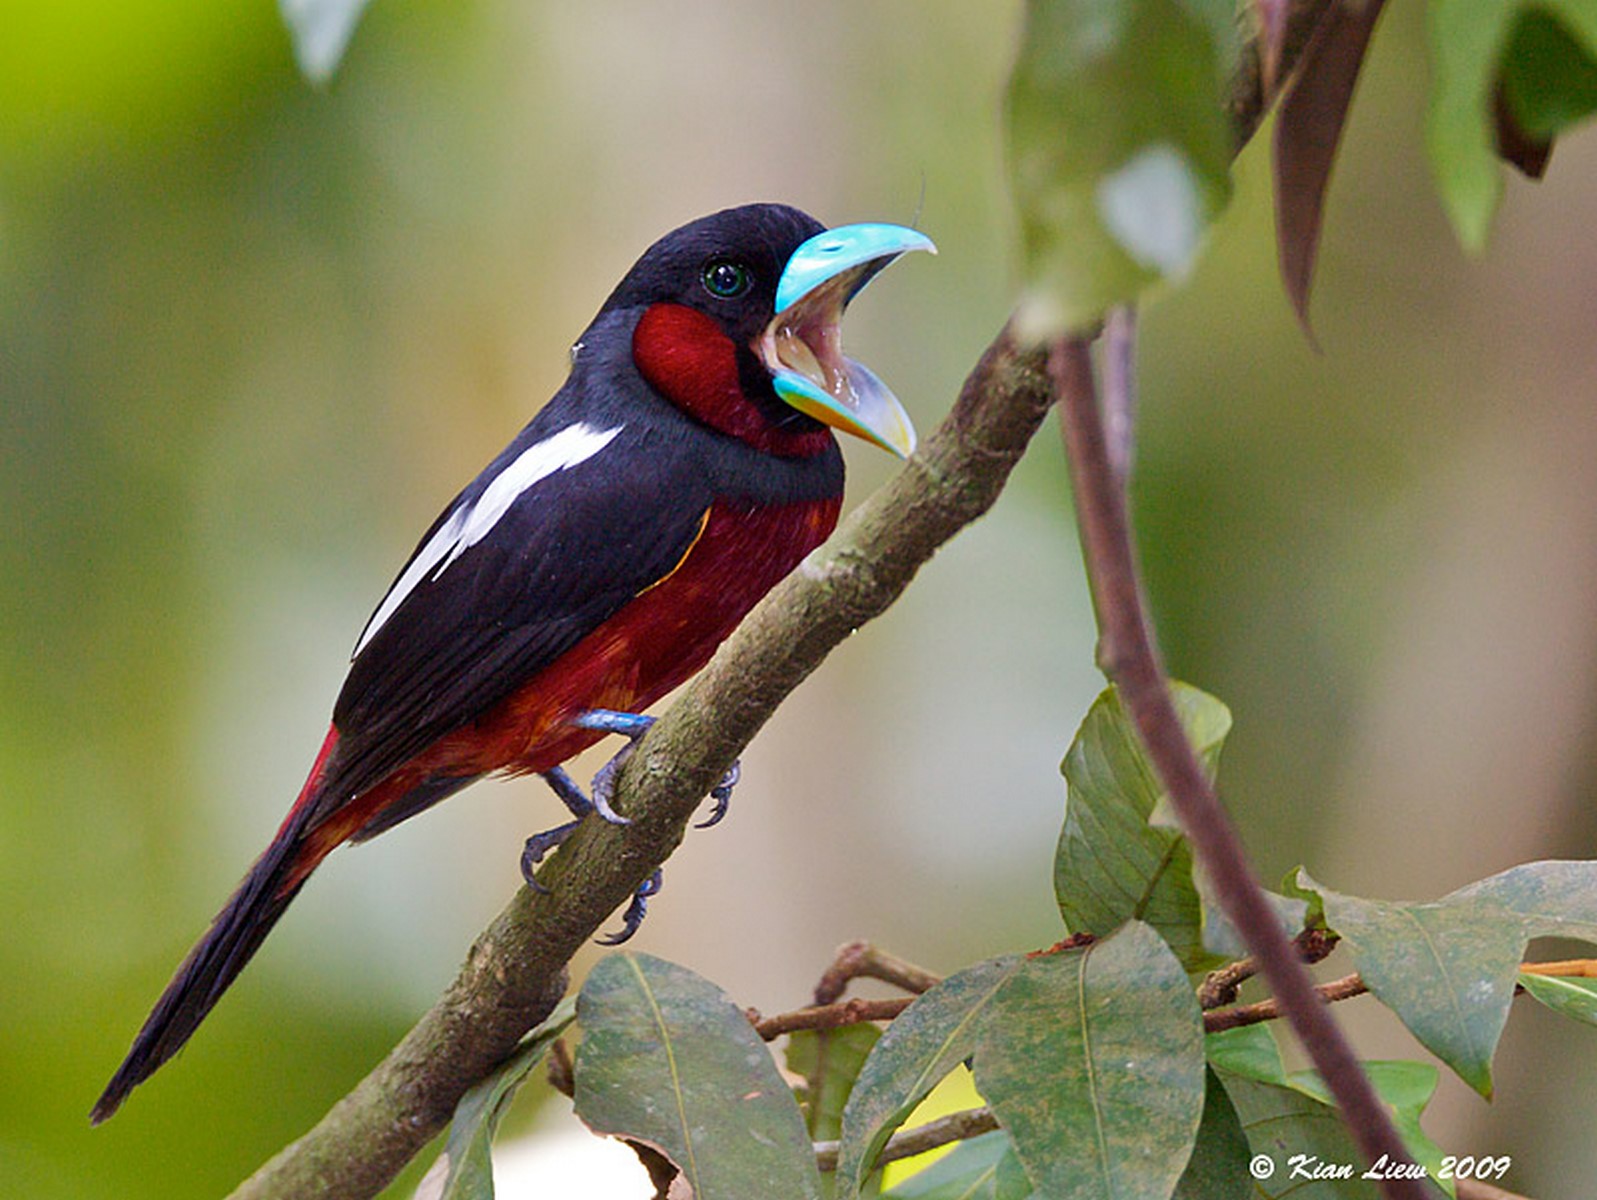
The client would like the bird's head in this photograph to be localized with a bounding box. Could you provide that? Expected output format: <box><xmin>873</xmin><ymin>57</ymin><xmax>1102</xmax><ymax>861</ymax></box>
<box><xmin>603</xmin><ymin>203</ymin><xmax>934</xmax><ymax>458</ymax></box>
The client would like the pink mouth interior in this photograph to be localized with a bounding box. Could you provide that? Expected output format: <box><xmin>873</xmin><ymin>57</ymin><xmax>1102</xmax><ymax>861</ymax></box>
<box><xmin>757</xmin><ymin>269</ymin><xmax>863</xmax><ymax>405</ymax></box>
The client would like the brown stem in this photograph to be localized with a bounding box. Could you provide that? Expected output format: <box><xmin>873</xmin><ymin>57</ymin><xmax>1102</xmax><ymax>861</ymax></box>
<box><xmin>1051</xmin><ymin>335</ymin><xmax>1426</xmax><ymax>1199</ymax></box>
<box><xmin>1100</xmin><ymin>307</ymin><xmax>1138</xmax><ymax>487</ymax></box>
<box><xmin>1198</xmin><ymin>927</ymin><xmax>1340</xmax><ymax>1009</ymax></box>
<box><xmin>1198</xmin><ymin>957</ymin><xmax>1261</xmax><ymax>1011</ymax></box>
<box><xmin>814</xmin><ymin>1106</ymin><xmax>1000</xmax><ymax>1173</ymax></box>
<box><xmin>751</xmin><ymin>997</ymin><xmax>914</xmax><ymax>1041</ymax></box>
<box><xmin>546</xmin><ymin>1037</ymin><xmax>575</xmax><ymax>1100</ymax></box>
<box><xmin>812</xmin><ymin>941</ymin><xmax>942</xmax><ymax>1005</ymax></box>
<box><xmin>1519</xmin><ymin>958</ymin><xmax>1597</xmax><ymax>977</ymax></box>
<box><xmin>1205</xmin><ymin>972</ymin><xmax>1368</xmax><ymax>1033</ymax></box>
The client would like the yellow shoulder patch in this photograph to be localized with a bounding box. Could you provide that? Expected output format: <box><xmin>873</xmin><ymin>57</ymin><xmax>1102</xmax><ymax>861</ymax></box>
<box><xmin>635</xmin><ymin>506</ymin><xmax>712</xmax><ymax>597</ymax></box>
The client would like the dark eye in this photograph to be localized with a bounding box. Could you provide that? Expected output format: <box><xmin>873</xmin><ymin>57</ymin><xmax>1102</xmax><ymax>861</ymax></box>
<box><xmin>701</xmin><ymin>259</ymin><xmax>752</xmax><ymax>299</ymax></box>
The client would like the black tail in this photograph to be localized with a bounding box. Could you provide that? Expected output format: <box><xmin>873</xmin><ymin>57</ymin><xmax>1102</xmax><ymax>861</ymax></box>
<box><xmin>90</xmin><ymin>823</ymin><xmax>315</xmax><ymax>1124</ymax></box>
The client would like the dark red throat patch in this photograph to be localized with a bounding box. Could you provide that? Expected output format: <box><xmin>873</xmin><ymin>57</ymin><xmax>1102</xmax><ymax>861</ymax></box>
<box><xmin>632</xmin><ymin>303</ymin><xmax>831</xmax><ymax>458</ymax></box>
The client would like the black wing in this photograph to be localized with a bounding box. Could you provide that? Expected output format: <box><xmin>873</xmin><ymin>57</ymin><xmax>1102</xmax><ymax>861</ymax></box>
<box><xmin>313</xmin><ymin>420</ymin><xmax>713</xmax><ymax>824</ymax></box>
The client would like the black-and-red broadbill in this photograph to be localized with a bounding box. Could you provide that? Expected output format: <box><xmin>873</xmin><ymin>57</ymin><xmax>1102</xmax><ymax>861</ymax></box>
<box><xmin>92</xmin><ymin>203</ymin><xmax>934</xmax><ymax>1122</ymax></box>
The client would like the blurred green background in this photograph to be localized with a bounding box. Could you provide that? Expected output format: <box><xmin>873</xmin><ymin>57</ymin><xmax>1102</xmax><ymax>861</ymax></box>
<box><xmin>5</xmin><ymin>1</ymin><xmax>1597</xmax><ymax>1196</ymax></box>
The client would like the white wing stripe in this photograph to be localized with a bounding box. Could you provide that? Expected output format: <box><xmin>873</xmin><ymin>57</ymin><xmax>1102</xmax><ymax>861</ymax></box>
<box><xmin>353</xmin><ymin>422</ymin><xmax>623</xmax><ymax>657</ymax></box>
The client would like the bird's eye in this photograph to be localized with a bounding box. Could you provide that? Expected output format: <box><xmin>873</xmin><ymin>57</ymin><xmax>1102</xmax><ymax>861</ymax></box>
<box><xmin>701</xmin><ymin>259</ymin><xmax>752</xmax><ymax>299</ymax></box>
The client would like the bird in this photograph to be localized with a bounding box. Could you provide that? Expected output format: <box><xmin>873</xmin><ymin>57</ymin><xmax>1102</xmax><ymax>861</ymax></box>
<box><xmin>91</xmin><ymin>202</ymin><xmax>934</xmax><ymax>1123</ymax></box>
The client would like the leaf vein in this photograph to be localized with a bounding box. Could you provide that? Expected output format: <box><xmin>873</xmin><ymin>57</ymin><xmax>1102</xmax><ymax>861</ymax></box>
<box><xmin>1076</xmin><ymin>947</ymin><xmax>1114</xmax><ymax>1198</ymax></box>
<box><xmin>624</xmin><ymin>954</ymin><xmax>702</xmax><ymax>1192</ymax></box>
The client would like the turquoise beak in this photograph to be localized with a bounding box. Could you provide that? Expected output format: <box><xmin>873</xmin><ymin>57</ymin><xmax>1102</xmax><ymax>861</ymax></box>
<box><xmin>759</xmin><ymin>223</ymin><xmax>936</xmax><ymax>458</ymax></box>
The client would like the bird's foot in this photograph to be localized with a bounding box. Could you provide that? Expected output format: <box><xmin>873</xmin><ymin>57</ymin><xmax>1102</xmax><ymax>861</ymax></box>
<box><xmin>574</xmin><ymin>709</ymin><xmax>741</xmax><ymax>827</ymax></box>
<box><xmin>597</xmin><ymin>869</ymin><xmax>663</xmax><ymax>946</ymax></box>
<box><xmin>520</xmin><ymin>712</ymin><xmax>738</xmax><ymax>935</ymax></box>
<box><xmin>698</xmin><ymin>760</ymin><xmax>739</xmax><ymax>828</ymax></box>
<box><xmin>523</xmin><ymin>764</ymin><xmax>610</xmax><ymax>892</ymax></box>
<box><xmin>521</xmin><ymin>787</ymin><xmax>662</xmax><ymax>943</ymax></box>
<box><xmin>520</xmin><ymin>814</ymin><xmax>580</xmax><ymax>893</ymax></box>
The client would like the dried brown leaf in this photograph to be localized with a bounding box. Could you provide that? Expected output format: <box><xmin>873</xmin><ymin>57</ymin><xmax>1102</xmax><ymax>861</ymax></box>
<box><xmin>1272</xmin><ymin>0</ymin><xmax>1388</xmax><ymax>341</ymax></box>
<box><xmin>1493</xmin><ymin>82</ymin><xmax>1555</xmax><ymax>178</ymax></box>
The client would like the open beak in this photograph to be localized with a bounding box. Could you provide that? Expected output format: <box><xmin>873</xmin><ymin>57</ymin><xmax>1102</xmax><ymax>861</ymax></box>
<box><xmin>758</xmin><ymin>223</ymin><xmax>936</xmax><ymax>458</ymax></box>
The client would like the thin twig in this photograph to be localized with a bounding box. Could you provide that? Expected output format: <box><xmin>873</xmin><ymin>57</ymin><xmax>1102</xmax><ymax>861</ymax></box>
<box><xmin>1205</xmin><ymin>972</ymin><xmax>1367</xmax><ymax>1033</ymax></box>
<box><xmin>1198</xmin><ymin>927</ymin><xmax>1339</xmax><ymax>1009</ymax></box>
<box><xmin>1519</xmin><ymin>958</ymin><xmax>1597</xmax><ymax>977</ymax></box>
<box><xmin>814</xmin><ymin>1106</ymin><xmax>1000</xmax><ymax>1173</ymax></box>
<box><xmin>768</xmin><ymin>943</ymin><xmax>1597</xmax><ymax>1040</ymax></box>
<box><xmin>813</xmin><ymin>941</ymin><xmax>942</xmax><ymax>1005</ymax></box>
<box><xmin>751</xmin><ymin>997</ymin><xmax>913</xmax><ymax>1041</ymax></box>
<box><xmin>1198</xmin><ymin>957</ymin><xmax>1260</xmax><ymax>1011</ymax></box>
<box><xmin>1051</xmin><ymin>333</ymin><xmax>1426</xmax><ymax>1199</ymax></box>
<box><xmin>1100</xmin><ymin>307</ymin><xmax>1138</xmax><ymax>487</ymax></box>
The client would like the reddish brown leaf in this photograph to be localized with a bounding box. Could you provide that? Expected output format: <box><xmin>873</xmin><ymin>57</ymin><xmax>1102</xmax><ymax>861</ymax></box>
<box><xmin>1272</xmin><ymin>0</ymin><xmax>1388</xmax><ymax>341</ymax></box>
<box><xmin>1256</xmin><ymin>0</ymin><xmax>1290</xmax><ymax>93</ymax></box>
<box><xmin>1493</xmin><ymin>82</ymin><xmax>1555</xmax><ymax>178</ymax></box>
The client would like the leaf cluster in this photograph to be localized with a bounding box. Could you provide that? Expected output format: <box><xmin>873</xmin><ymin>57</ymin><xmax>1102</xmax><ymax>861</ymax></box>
<box><xmin>424</xmin><ymin>687</ymin><xmax>1597</xmax><ymax>1199</ymax></box>
<box><xmin>1004</xmin><ymin>0</ymin><xmax>1597</xmax><ymax>334</ymax></box>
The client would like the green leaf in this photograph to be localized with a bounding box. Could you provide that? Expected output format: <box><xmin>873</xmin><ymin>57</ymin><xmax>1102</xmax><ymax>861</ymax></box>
<box><xmin>1519</xmin><ymin>972</ymin><xmax>1597</xmax><ymax>1025</ymax></box>
<box><xmin>1296</xmin><ymin>864</ymin><xmax>1597</xmax><ymax>1099</ymax></box>
<box><xmin>427</xmin><ymin>996</ymin><xmax>577</xmax><ymax>1200</ymax></box>
<box><xmin>881</xmin><ymin>1132</ymin><xmax>1034</xmax><ymax>1200</ymax></box>
<box><xmin>1298</xmin><ymin>871</ymin><xmax>1524</xmax><ymax>1098</ymax></box>
<box><xmin>574</xmin><ymin>953</ymin><xmax>822</xmax><ymax>1200</ymax></box>
<box><xmin>1427</xmin><ymin>0</ymin><xmax>1597</xmax><ymax>249</ymax></box>
<box><xmin>1500</xmin><ymin>9</ymin><xmax>1597</xmax><ymax>137</ymax></box>
<box><xmin>279</xmin><ymin>0</ymin><xmax>375</xmax><ymax>84</ymax></box>
<box><xmin>788</xmin><ymin>1022</ymin><xmax>882</xmax><ymax>1141</ymax></box>
<box><xmin>1208</xmin><ymin>1026</ymin><xmax>1448</xmax><ymax>1199</ymax></box>
<box><xmin>837</xmin><ymin>957</ymin><xmax>1025</xmax><ymax>1197</ymax></box>
<box><xmin>1450</xmin><ymin>859</ymin><xmax>1597</xmax><ymax>942</ymax></box>
<box><xmin>973</xmin><ymin>921</ymin><xmax>1206</xmax><ymax>1200</ymax></box>
<box><xmin>1215</xmin><ymin>1061</ymin><xmax>1380</xmax><ymax>1198</ymax></box>
<box><xmin>1003</xmin><ymin>0</ymin><xmax>1235</xmax><ymax>335</ymax></box>
<box><xmin>1055</xmin><ymin>684</ymin><xmax>1233</xmax><ymax>973</ymax></box>
<box><xmin>1203</xmin><ymin>1023</ymin><xmax>1288</xmax><ymax>1084</ymax></box>
<box><xmin>1280</xmin><ymin>866</ymin><xmax>1328</xmax><ymax>931</ymax></box>
<box><xmin>1171</xmin><ymin>1068</ymin><xmax>1250</xmax><ymax>1200</ymax></box>
<box><xmin>1285</xmin><ymin>1062</ymin><xmax>1450</xmax><ymax>1190</ymax></box>
<box><xmin>1199</xmin><ymin>886</ymin><xmax>1310</xmax><ymax>963</ymax></box>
